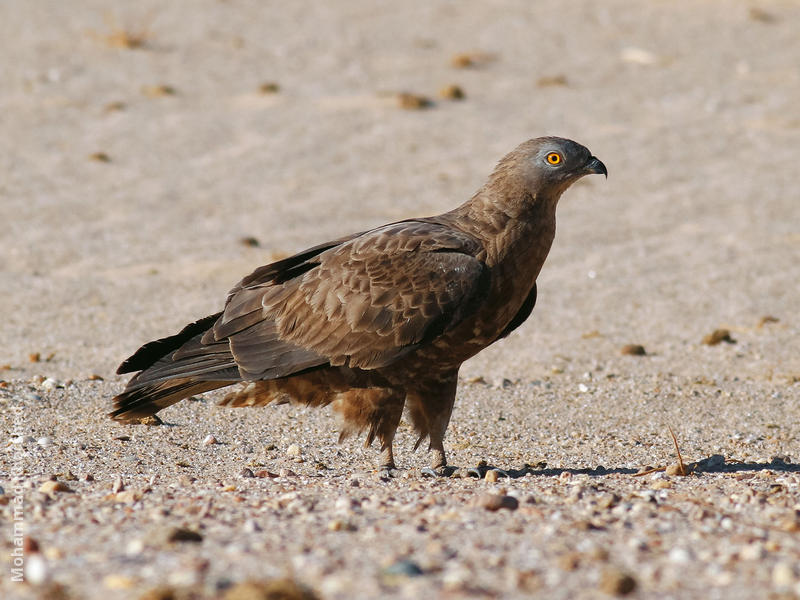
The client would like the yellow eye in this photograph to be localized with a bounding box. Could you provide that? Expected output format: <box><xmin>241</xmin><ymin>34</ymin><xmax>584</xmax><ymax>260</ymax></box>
<box><xmin>546</xmin><ymin>152</ymin><xmax>562</xmax><ymax>165</ymax></box>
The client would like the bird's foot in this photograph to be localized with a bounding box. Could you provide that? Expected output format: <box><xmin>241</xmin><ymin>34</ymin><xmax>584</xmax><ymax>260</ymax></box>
<box><xmin>465</xmin><ymin>466</ymin><xmax>510</xmax><ymax>479</ymax></box>
<box><xmin>377</xmin><ymin>467</ymin><xmax>401</xmax><ymax>480</ymax></box>
<box><xmin>421</xmin><ymin>465</ymin><xmax>454</xmax><ymax>478</ymax></box>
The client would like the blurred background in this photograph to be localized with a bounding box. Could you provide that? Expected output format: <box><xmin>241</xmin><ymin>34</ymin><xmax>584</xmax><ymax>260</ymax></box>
<box><xmin>1</xmin><ymin>0</ymin><xmax>798</xmax><ymax>383</ymax></box>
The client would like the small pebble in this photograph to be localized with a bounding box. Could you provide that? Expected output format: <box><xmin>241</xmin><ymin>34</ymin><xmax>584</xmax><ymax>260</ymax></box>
<box><xmin>25</xmin><ymin>554</ymin><xmax>49</xmax><ymax>585</ymax></box>
<box><xmin>439</xmin><ymin>84</ymin><xmax>465</xmax><ymax>100</ymax></box>
<box><xmin>113</xmin><ymin>490</ymin><xmax>142</xmax><ymax>503</ymax></box>
<box><xmin>104</xmin><ymin>101</ymin><xmax>126</xmax><ymax>112</ymax></box>
<box><xmin>757</xmin><ymin>315</ymin><xmax>779</xmax><ymax>327</ymax></box>
<box><xmin>126</xmin><ymin>539</ymin><xmax>145</xmax><ymax>555</ymax></box>
<box><xmin>24</xmin><ymin>537</ymin><xmax>40</xmax><ymax>553</ymax></box>
<box><xmin>38</xmin><ymin>481</ymin><xmax>73</xmax><ymax>494</ymax></box>
<box><xmin>243</xmin><ymin>519</ymin><xmax>262</xmax><ymax>533</ymax></box>
<box><xmin>142</xmin><ymin>84</ymin><xmax>176</xmax><ymax>97</ymax></box>
<box><xmin>239</xmin><ymin>236</ymin><xmax>260</xmax><ymax>247</ymax></box>
<box><xmin>286</xmin><ymin>443</ymin><xmax>302</xmax><ymax>457</ymax></box>
<box><xmin>239</xmin><ymin>468</ymin><xmax>255</xmax><ymax>478</ymax></box>
<box><xmin>451</xmin><ymin>52</ymin><xmax>476</xmax><ymax>68</ymax></box>
<box><xmin>668</xmin><ymin>547</ymin><xmax>692</xmax><ymax>564</ymax></box>
<box><xmin>599</xmin><ymin>567</ymin><xmax>637</xmax><ymax>596</ymax></box>
<box><xmin>479</xmin><ymin>494</ymin><xmax>519</xmax><ymax>511</ymax></box>
<box><xmin>258</xmin><ymin>82</ymin><xmax>280</xmax><ymax>94</ymax></box>
<box><xmin>739</xmin><ymin>543</ymin><xmax>764</xmax><ymax>561</ymax></box>
<box><xmin>37</xmin><ymin>437</ymin><xmax>51</xmax><ymax>447</ymax></box>
<box><xmin>493</xmin><ymin>377</ymin><xmax>514</xmax><ymax>389</ymax></box>
<box><xmin>620</xmin><ymin>46</ymin><xmax>658</xmax><ymax>66</ymax></box>
<box><xmin>702</xmin><ymin>329</ymin><xmax>735</xmax><ymax>345</ymax></box>
<box><xmin>103</xmin><ymin>574</ymin><xmax>136</xmax><ymax>589</ymax></box>
<box><xmin>165</xmin><ymin>527</ymin><xmax>203</xmax><ymax>544</ymax></box>
<box><xmin>41</xmin><ymin>377</ymin><xmax>59</xmax><ymax>390</ymax></box>
<box><xmin>749</xmin><ymin>7</ymin><xmax>777</xmax><ymax>23</ymax></box>
<box><xmin>449</xmin><ymin>51</ymin><xmax>494</xmax><ymax>69</ymax></box>
<box><xmin>203</xmin><ymin>434</ymin><xmax>218</xmax><ymax>446</ymax></box>
<box><xmin>665</xmin><ymin>463</ymin><xmax>686</xmax><ymax>476</ymax></box>
<box><xmin>536</xmin><ymin>74</ymin><xmax>568</xmax><ymax>87</ymax></box>
<box><xmin>484</xmin><ymin>469</ymin><xmax>499</xmax><ymax>483</ymax></box>
<box><xmin>397</xmin><ymin>93</ymin><xmax>432</xmax><ymax>110</ymax></box>
<box><xmin>327</xmin><ymin>519</ymin><xmax>355</xmax><ymax>532</ymax></box>
<box><xmin>222</xmin><ymin>579</ymin><xmax>319</xmax><ymax>600</ymax></box>
<box><xmin>620</xmin><ymin>344</ymin><xmax>646</xmax><ymax>356</ymax></box>
<box><xmin>772</xmin><ymin>562</ymin><xmax>796</xmax><ymax>587</ymax></box>
<box><xmin>89</xmin><ymin>152</ymin><xmax>111</xmax><ymax>163</ymax></box>
<box><xmin>382</xmin><ymin>559</ymin><xmax>424</xmax><ymax>578</ymax></box>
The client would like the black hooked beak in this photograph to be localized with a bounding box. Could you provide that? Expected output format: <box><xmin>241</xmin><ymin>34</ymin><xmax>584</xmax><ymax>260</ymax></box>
<box><xmin>584</xmin><ymin>156</ymin><xmax>608</xmax><ymax>178</ymax></box>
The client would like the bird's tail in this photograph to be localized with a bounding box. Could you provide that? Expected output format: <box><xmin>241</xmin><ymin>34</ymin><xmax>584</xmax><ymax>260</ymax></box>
<box><xmin>109</xmin><ymin>379</ymin><xmax>228</xmax><ymax>422</ymax></box>
<box><xmin>110</xmin><ymin>312</ymin><xmax>241</xmax><ymax>421</ymax></box>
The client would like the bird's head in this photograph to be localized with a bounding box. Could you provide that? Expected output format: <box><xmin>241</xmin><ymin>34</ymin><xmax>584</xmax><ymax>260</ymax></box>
<box><xmin>486</xmin><ymin>137</ymin><xmax>607</xmax><ymax>212</ymax></box>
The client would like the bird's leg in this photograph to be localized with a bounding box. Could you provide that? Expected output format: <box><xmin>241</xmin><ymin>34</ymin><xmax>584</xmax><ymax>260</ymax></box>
<box><xmin>334</xmin><ymin>384</ymin><xmax>404</xmax><ymax>476</ymax></box>
<box><xmin>423</xmin><ymin>428</ymin><xmax>448</xmax><ymax>477</ymax></box>
<box><xmin>377</xmin><ymin>431</ymin><xmax>400</xmax><ymax>479</ymax></box>
<box><xmin>408</xmin><ymin>372</ymin><xmax>458</xmax><ymax>478</ymax></box>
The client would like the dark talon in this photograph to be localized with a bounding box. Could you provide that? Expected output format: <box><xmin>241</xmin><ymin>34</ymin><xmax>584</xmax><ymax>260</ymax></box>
<box><xmin>378</xmin><ymin>467</ymin><xmax>399</xmax><ymax>479</ymax></box>
<box><xmin>467</xmin><ymin>467</ymin><xmax>483</xmax><ymax>478</ymax></box>
<box><xmin>421</xmin><ymin>467</ymin><xmax>439</xmax><ymax>478</ymax></box>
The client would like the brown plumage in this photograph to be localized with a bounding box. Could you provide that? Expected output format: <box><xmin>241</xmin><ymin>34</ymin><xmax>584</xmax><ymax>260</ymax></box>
<box><xmin>110</xmin><ymin>137</ymin><xmax>607</xmax><ymax>473</ymax></box>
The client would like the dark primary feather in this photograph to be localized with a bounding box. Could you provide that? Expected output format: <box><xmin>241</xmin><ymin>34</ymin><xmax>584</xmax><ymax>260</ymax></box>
<box><xmin>116</xmin><ymin>312</ymin><xmax>222</xmax><ymax>375</ymax></box>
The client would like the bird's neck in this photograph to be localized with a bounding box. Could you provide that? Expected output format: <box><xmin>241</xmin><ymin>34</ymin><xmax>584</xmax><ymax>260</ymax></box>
<box><xmin>451</xmin><ymin>187</ymin><xmax>559</xmax><ymax>269</ymax></box>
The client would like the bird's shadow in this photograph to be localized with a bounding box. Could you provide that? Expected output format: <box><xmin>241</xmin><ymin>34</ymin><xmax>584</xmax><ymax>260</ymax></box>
<box><xmin>468</xmin><ymin>455</ymin><xmax>800</xmax><ymax>480</ymax></box>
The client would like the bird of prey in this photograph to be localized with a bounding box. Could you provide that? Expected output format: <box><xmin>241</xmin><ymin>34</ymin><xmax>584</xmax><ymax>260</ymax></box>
<box><xmin>110</xmin><ymin>137</ymin><xmax>606</xmax><ymax>475</ymax></box>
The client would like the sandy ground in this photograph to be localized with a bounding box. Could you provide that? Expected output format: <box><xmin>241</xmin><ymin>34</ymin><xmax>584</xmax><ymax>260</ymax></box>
<box><xmin>2</xmin><ymin>1</ymin><xmax>800</xmax><ymax>598</ymax></box>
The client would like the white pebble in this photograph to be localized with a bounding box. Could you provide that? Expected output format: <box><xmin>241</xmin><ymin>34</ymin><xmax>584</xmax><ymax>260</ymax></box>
<box><xmin>286</xmin><ymin>443</ymin><xmax>302</xmax><ymax>457</ymax></box>
<box><xmin>202</xmin><ymin>434</ymin><xmax>218</xmax><ymax>446</ymax></box>
<box><xmin>36</xmin><ymin>437</ymin><xmax>51</xmax><ymax>447</ymax></box>
<box><xmin>739</xmin><ymin>543</ymin><xmax>764</xmax><ymax>561</ymax></box>
<box><xmin>773</xmin><ymin>562</ymin><xmax>795</xmax><ymax>587</ymax></box>
<box><xmin>243</xmin><ymin>519</ymin><xmax>262</xmax><ymax>533</ymax></box>
<box><xmin>126</xmin><ymin>539</ymin><xmax>144</xmax><ymax>556</ymax></box>
<box><xmin>668</xmin><ymin>547</ymin><xmax>692</xmax><ymax>564</ymax></box>
<box><xmin>25</xmin><ymin>554</ymin><xmax>49</xmax><ymax>585</ymax></box>
<box><xmin>620</xmin><ymin>47</ymin><xmax>658</xmax><ymax>65</ymax></box>
<box><xmin>41</xmin><ymin>378</ymin><xmax>59</xmax><ymax>391</ymax></box>
<box><xmin>578</xmin><ymin>384</ymin><xmax>589</xmax><ymax>393</ymax></box>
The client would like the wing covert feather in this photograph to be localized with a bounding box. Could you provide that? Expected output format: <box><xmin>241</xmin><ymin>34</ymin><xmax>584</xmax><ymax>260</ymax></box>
<box><xmin>215</xmin><ymin>220</ymin><xmax>489</xmax><ymax>377</ymax></box>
